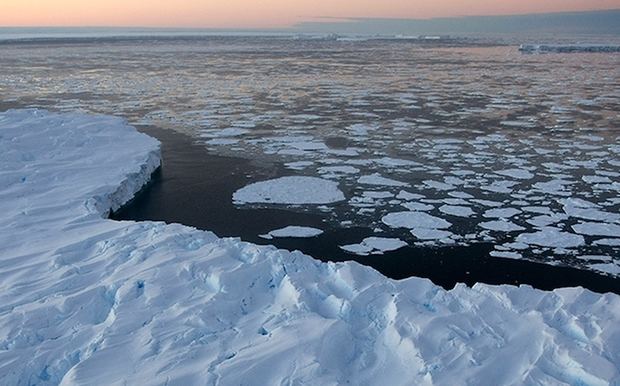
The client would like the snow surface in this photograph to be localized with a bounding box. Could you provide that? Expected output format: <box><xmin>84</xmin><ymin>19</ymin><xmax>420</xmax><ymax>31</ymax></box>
<box><xmin>233</xmin><ymin>176</ymin><xmax>345</xmax><ymax>205</ymax></box>
<box><xmin>2</xmin><ymin>110</ymin><xmax>620</xmax><ymax>385</ymax></box>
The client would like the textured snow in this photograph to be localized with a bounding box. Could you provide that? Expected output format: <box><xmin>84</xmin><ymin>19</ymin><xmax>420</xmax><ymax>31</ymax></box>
<box><xmin>263</xmin><ymin>226</ymin><xmax>324</xmax><ymax>238</ymax></box>
<box><xmin>340</xmin><ymin>237</ymin><xmax>407</xmax><ymax>255</ymax></box>
<box><xmin>2</xmin><ymin>110</ymin><xmax>620</xmax><ymax>385</ymax></box>
<box><xmin>233</xmin><ymin>176</ymin><xmax>345</xmax><ymax>205</ymax></box>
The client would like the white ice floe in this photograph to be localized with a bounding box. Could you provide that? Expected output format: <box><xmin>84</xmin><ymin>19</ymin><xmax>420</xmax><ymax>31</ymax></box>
<box><xmin>490</xmin><ymin>251</ymin><xmax>523</xmax><ymax>260</ymax></box>
<box><xmin>233</xmin><ymin>176</ymin><xmax>345</xmax><ymax>205</ymax></box>
<box><xmin>340</xmin><ymin>237</ymin><xmax>407</xmax><ymax>255</ymax></box>
<box><xmin>483</xmin><ymin>207</ymin><xmax>521</xmax><ymax>219</ymax></box>
<box><xmin>382</xmin><ymin>211</ymin><xmax>451</xmax><ymax>230</ymax></box>
<box><xmin>439</xmin><ymin>205</ymin><xmax>475</xmax><ymax>217</ymax></box>
<box><xmin>572</xmin><ymin>222</ymin><xmax>620</xmax><ymax>237</ymax></box>
<box><xmin>358</xmin><ymin>173</ymin><xmax>409</xmax><ymax>187</ymax></box>
<box><xmin>410</xmin><ymin>228</ymin><xmax>454</xmax><ymax>240</ymax></box>
<box><xmin>594</xmin><ymin>238</ymin><xmax>620</xmax><ymax>246</ymax></box>
<box><xmin>2</xmin><ymin>110</ymin><xmax>620</xmax><ymax>385</ymax></box>
<box><xmin>479</xmin><ymin>220</ymin><xmax>525</xmax><ymax>233</ymax></box>
<box><xmin>588</xmin><ymin>263</ymin><xmax>620</xmax><ymax>276</ymax></box>
<box><xmin>402</xmin><ymin>202</ymin><xmax>434</xmax><ymax>211</ymax></box>
<box><xmin>262</xmin><ymin>226</ymin><xmax>324</xmax><ymax>239</ymax></box>
<box><xmin>516</xmin><ymin>228</ymin><xmax>585</xmax><ymax>248</ymax></box>
<box><xmin>495</xmin><ymin>168</ymin><xmax>535</xmax><ymax>180</ymax></box>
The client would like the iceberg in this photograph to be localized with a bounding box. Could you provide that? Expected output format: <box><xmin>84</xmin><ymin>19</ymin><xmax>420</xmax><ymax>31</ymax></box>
<box><xmin>1</xmin><ymin>109</ymin><xmax>619</xmax><ymax>385</ymax></box>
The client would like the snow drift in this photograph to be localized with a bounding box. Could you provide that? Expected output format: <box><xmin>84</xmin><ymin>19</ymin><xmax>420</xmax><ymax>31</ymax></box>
<box><xmin>1</xmin><ymin>109</ymin><xmax>619</xmax><ymax>385</ymax></box>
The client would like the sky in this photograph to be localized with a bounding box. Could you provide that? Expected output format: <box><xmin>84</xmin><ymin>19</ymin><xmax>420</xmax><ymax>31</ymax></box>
<box><xmin>2</xmin><ymin>0</ymin><xmax>620</xmax><ymax>28</ymax></box>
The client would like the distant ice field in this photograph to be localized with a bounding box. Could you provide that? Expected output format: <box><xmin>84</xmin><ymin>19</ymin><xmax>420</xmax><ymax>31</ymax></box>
<box><xmin>0</xmin><ymin>36</ymin><xmax>618</xmax><ymax>277</ymax></box>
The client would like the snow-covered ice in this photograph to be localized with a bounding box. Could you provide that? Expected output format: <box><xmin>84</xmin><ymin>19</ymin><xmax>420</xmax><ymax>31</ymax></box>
<box><xmin>261</xmin><ymin>226</ymin><xmax>324</xmax><ymax>239</ymax></box>
<box><xmin>516</xmin><ymin>228</ymin><xmax>586</xmax><ymax>248</ymax></box>
<box><xmin>382</xmin><ymin>211</ymin><xmax>452</xmax><ymax>230</ymax></box>
<box><xmin>340</xmin><ymin>237</ymin><xmax>407</xmax><ymax>255</ymax></box>
<box><xmin>233</xmin><ymin>176</ymin><xmax>345</xmax><ymax>205</ymax></box>
<box><xmin>2</xmin><ymin>110</ymin><xmax>620</xmax><ymax>385</ymax></box>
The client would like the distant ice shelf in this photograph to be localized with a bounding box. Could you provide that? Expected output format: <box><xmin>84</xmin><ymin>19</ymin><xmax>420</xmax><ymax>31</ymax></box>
<box><xmin>1</xmin><ymin>109</ymin><xmax>619</xmax><ymax>385</ymax></box>
<box><xmin>519</xmin><ymin>44</ymin><xmax>620</xmax><ymax>53</ymax></box>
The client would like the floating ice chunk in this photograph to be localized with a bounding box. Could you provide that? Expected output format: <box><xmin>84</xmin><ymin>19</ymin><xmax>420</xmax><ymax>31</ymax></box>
<box><xmin>572</xmin><ymin>222</ymin><xmax>620</xmax><ymax>237</ymax></box>
<box><xmin>402</xmin><ymin>202</ymin><xmax>434</xmax><ymax>211</ymax></box>
<box><xmin>519</xmin><ymin>44</ymin><xmax>620</xmax><ymax>53</ymax></box>
<box><xmin>516</xmin><ymin>228</ymin><xmax>585</xmax><ymax>248</ymax></box>
<box><xmin>200</xmin><ymin>127</ymin><xmax>249</xmax><ymax>138</ymax></box>
<box><xmin>423</xmin><ymin>180</ymin><xmax>455</xmax><ymax>191</ymax></box>
<box><xmin>562</xmin><ymin>199</ymin><xmax>620</xmax><ymax>223</ymax></box>
<box><xmin>481</xmin><ymin>180</ymin><xmax>518</xmax><ymax>194</ymax></box>
<box><xmin>533</xmin><ymin>179</ymin><xmax>572</xmax><ymax>196</ymax></box>
<box><xmin>374</xmin><ymin>157</ymin><xmax>421</xmax><ymax>167</ymax></box>
<box><xmin>490</xmin><ymin>251</ymin><xmax>522</xmax><ymax>260</ymax></box>
<box><xmin>382</xmin><ymin>211</ymin><xmax>451</xmax><ymax>229</ymax></box>
<box><xmin>588</xmin><ymin>263</ymin><xmax>620</xmax><ymax>276</ymax></box>
<box><xmin>285</xmin><ymin>161</ymin><xmax>314</xmax><ymax>170</ymax></box>
<box><xmin>479</xmin><ymin>220</ymin><xmax>525</xmax><ymax>232</ymax></box>
<box><xmin>340</xmin><ymin>237</ymin><xmax>407</xmax><ymax>255</ymax></box>
<box><xmin>582</xmin><ymin>175</ymin><xmax>612</xmax><ymax>184</ymax></box>
<box><xmin>448</xmin><ymin>191</ymin><xmax>474</xmax><ymax>199</ymax></box>
<box><xmin>495</xmin><ymin>169</ymin><xmax>535</xmax><ymax>180</ymax></box>
<box><xmin>410</xmin><ymin>228</ymin><xmax>453</xmax><ymax>240</ymax></box>
<box><xmin>362</xmin><ymin>191</ymin><xmax>393</xmax><ymax>199</ymax></box>
<box><xmin>593</xmin><ymin>238</ymin><xmax>620</xmax><ymax>246</ymax></box>
<box><xmin>500</xmin><ymin>120</ymin><xmax>536</xmax><ymax>128</ymax></box>
<box><xmin>396</xmin><ymin>190</ymin><xmax>424</xmax><ymax>200</ymax></box>
<box><xmin>318</xmin><ymin>165</ymin><xmax>360</xmax><ymax>175</ymax></box>
<box><xmin>483</xmin><ymin>208</ymin><xmax>521</xmax><ymax>219</ymax></box>
<box><xmin>358</xmin><ymin>173</ymin><xmax>409</xmax><ymax>187</ymax></box>
<box><xmin>264</xmin><ymin>226</ymin><xmax>324</xmax><ymax>238</ymax></box>
<box><xmin>233</xmin><ymin>176</ymin><xmax>345</xmax><ymax>205</ymax></box>
<box><xmin>526</xmin><ymin>214</ymin><xmax>566</xmax><ymax>228</ymax></box>
<box><xmin>472</xmin><ymin>199</ymin><xmax>504</xmax><ymax>207</ymax></box>
<box><xmin>439</xmin><ymin>205</ymin><xmax>475</xmax><ymax>217</ymax></box>
<box><xmin>205</xmin><ymin>138</ymin><xmax>239</xmax><ymax>145</ymax></box>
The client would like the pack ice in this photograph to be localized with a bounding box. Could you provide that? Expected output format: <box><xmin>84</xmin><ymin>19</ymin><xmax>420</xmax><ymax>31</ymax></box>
<box><xmin>1</xmin><ymin>110</ymin><xmax>619</xmax><ymax>385</ymax></box>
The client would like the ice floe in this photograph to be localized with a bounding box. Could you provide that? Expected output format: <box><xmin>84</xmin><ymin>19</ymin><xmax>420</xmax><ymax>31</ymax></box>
<box><xmin>340</xmin><ymin>237</ymin><xmax>407</xmax><ymax>255</ymax></box>
<box><xmin>233</xmin><ymin>176</ymin><xmax>345</xmax><ymax>205</ymax></box>
<box><xmin>261</xmin><ymin>226</ymin><xmax>324</xmax><ymax>239</ymax></box>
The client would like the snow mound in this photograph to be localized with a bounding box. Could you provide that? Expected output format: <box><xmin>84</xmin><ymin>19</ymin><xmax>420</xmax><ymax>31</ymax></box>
<box><xmin>233</xmin><ymin>176</ymin><xmax>345</xmax><ymax>205</ymax></box>
<box><xmin>1</xmin><ymin>109</ymin><xmax>620</xmax><ymax>385</ymax></box>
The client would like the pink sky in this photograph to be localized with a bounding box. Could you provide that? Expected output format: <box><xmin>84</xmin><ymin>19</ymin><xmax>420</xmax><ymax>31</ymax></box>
<box><xmin>2</xmin><ymin>0</ymin><xmax>619</xmax><ymax>28</ymax></box>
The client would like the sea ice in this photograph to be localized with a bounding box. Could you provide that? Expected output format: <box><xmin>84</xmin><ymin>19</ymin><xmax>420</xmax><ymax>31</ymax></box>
<box><xmin>358</xmin><ymin>173</ymin><xmax>409</xmax><ymax>187</ymax></box>
<box><xmin>2</xmin><ymin>109</ymin><xmax>620</xmax><ymax>385</ymax></box>
<box><xmin>340</xmin><ymin>237</ymin><xmax>407</xmax><ymax>255</ymax></box>
<box><xmin>516</xmin><ymin>228</ymin><xmax>585</xmax><ymax>248</ymax></box>
<box><xmin>263</xmin><ymin>226</ymin><xmax>324</xmax><ymax>238</ymax></box>
<box><xmin>479</xmin><ymin>220</ymin><xmax>525</xmax><ymax>232</ymax></box>
<box><xmin>382</xmin><ymin>211</ymin><xmax>451</xmax><ymax>229</ymax></box>
<box><xmin>439</xmin><ymin>205</ymin><xmax>475</xmax><ymax>217</ymax></box>
<box><xmin>233</xmin><ymin>176</ymin><xmax>345</xmax><ymax>205</ymax></box>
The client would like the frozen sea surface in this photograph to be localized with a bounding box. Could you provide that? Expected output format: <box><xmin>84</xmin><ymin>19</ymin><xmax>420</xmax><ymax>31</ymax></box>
<box><xmin>1</xmin><ymin>36</ymin><xmax>619</xmax><ymax>276</ymax></box>
<box><xmin>2</xmin><ymin>109</ymin><xmax>620</xmax><ymax>385</ymax></box>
